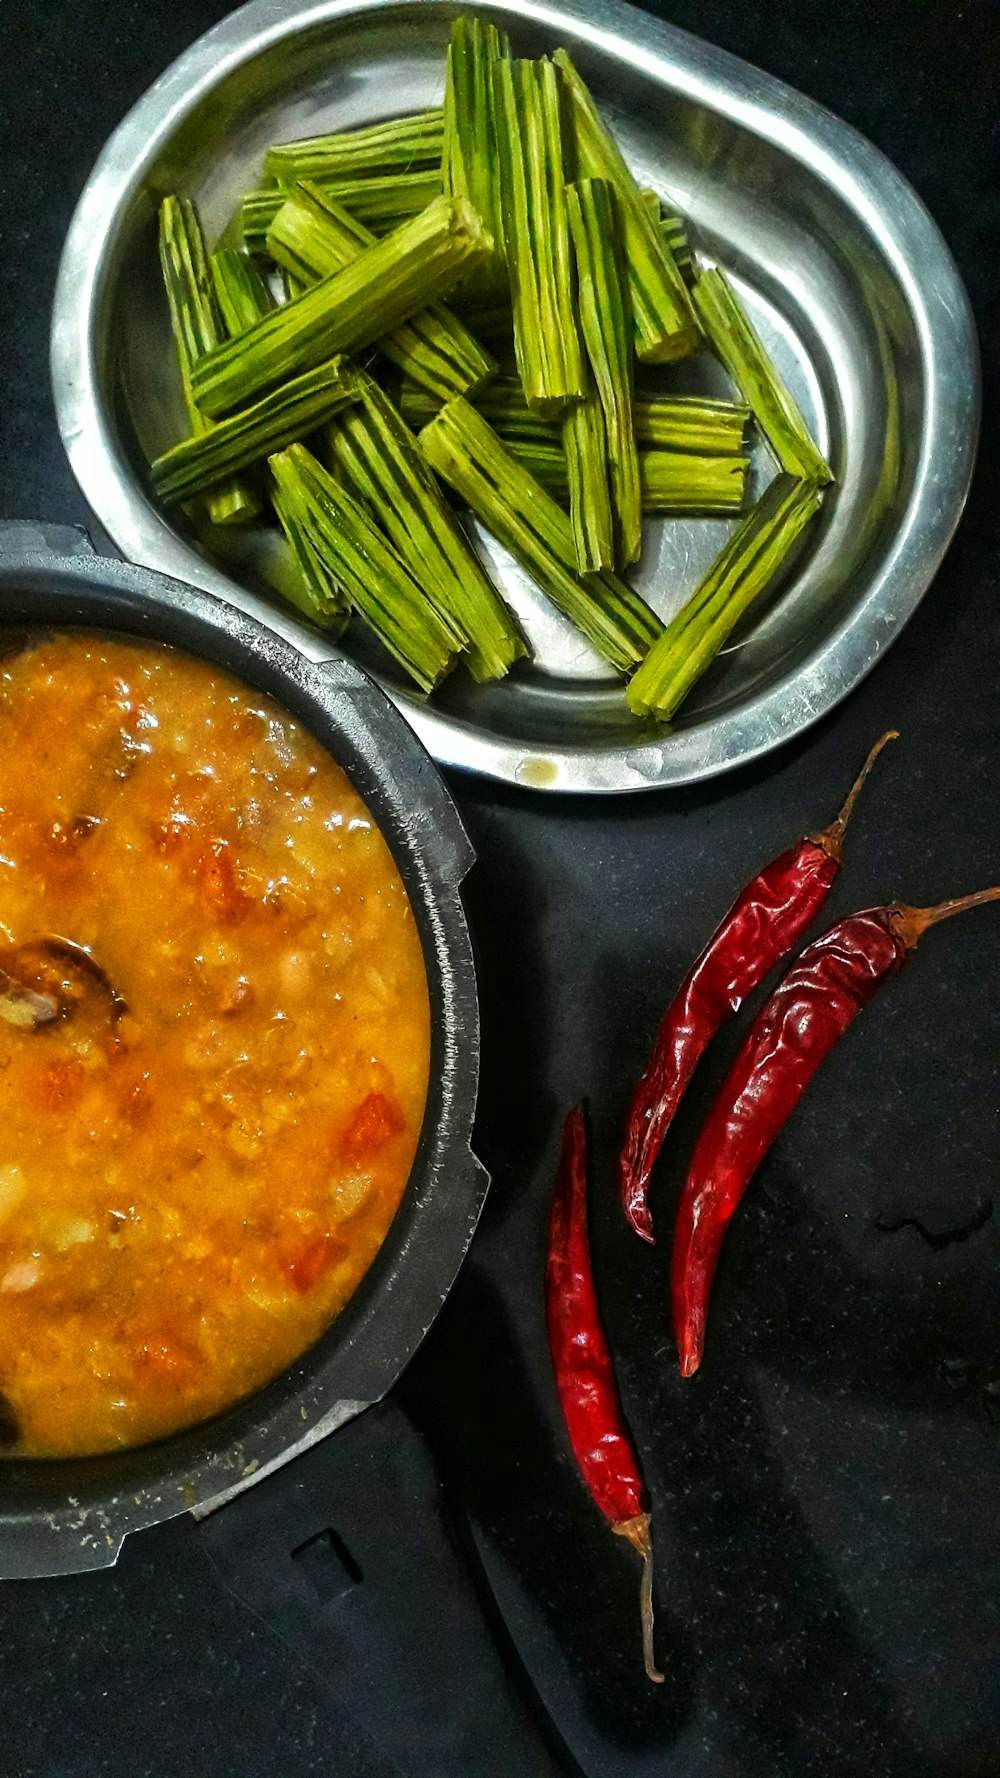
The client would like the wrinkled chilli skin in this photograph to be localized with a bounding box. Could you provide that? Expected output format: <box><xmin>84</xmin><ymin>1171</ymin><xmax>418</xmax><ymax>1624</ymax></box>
<box><xmin>547</xmin><ymin>1105</ymin><xmax>645</xmax><ymax>1526</ymax></box>
<box><xmin>671</xmin><ymin>910</ymin><xmax>907</xmax><ymax>1378</ymax></box>
<box><xmin>619</xmin><ymin>732</ymin><xmax>897</xmax><ymax>1243</ymax></box>
<box><xmin>547</xmin><ymin>1105</ymin><xmax>662</xmax><ymax>1683</ymax></box>
<box><xmin>619</xmin><ymin>842</ymin><xmax>838</xmax><ymax>1241</ymax></box>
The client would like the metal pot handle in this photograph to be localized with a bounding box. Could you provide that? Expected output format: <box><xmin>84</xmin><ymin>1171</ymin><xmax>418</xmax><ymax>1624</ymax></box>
<box><xmin>196</xmin><ymin>1398</ymin><xmax>564</xmax><ymax>1778</ymax></box>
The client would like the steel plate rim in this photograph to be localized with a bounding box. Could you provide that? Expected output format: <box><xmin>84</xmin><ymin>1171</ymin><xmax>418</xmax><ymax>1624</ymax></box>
<box><xmin>51</xmin><ymin>0</ymin><xmax>980</xmax><ymax>793</ymax></box>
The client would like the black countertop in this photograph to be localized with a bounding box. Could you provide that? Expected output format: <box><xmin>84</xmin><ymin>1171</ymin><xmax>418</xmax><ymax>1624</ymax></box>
<box><xmin>1</xmin><ymin>3</ymin><xmax>998</xmax><ymax>1775</ymax></box>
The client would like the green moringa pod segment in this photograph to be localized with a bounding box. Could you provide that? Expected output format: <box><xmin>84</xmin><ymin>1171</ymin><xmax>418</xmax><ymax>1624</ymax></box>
<box><xmin>265</xmin><ymin>109</ymin><xmax>445</xmax><ymax>184</ymax></box>
<box><xmin>504</xmin><ymin>440</ymin><xmax>749</xmax><ymax>514</ymax></box>
<box><xmin>158</xmin><ymin>195</ymin><xmax>261</xmax><ymax>525</ymax></box>
<box><xmin>269</xmin><ymin>443</ymin><xmax>462</xmax><ymax>695</ymax></box>
<box><xmin>326</xmin><ymin>376</ymin><xmax>528</xmax><ymax>681</ymax></box>
<box><xmin>493</xmin><ymin>56</ymin><xmax>585</xmax><ymax>414</ymax></box>
<box><xmin>693</xmin><ymin>267</ymin><xmax>834</xmax><ymax>484</ymax></box>
<box><xmin>266</xmin><ymin>182</ymin><xmax>496</xmax><ymax>403</ymax></box>
<box><xmin>270</xmin><ymin>476</ymin><xmax>351</xmax><ymax>634</ymax></box>
<box><xmin>442</xmin><ymin>17</ymin><xmax>509</xmax><ymax>266</ymax></box>
<box><xmin>242</xmin><ymin>172</ymin><xmax>441</xmax><ymax>248</ymax></box>
<box><xmin>419</xmin><ymin>397</ymin><xmax>663</xmax><ymax>675</ymax></box>
<box><xmin>553</xmin><ymin>48</ymin><xmax>700</xmax><ymax>364</ymax></box>
<box><xmin>562</xmin><ymin>386</ymin><xmax>616</xmax><ymax>574</ymax></box>
<box><xmin>567</xmin><ymin>178</ymin><xmax>642</xmax><ymax>567</ymax></box>
<box><xmin>397</xmin><ymin>376</ymin><xmax>750</xmax><ymax>457</ymax></box>
<box><xmin>626</xmin><ymin>474</ymin><xmax>824</xmax><ymax>722</ymax></box>
<box><xmin>209</xmin><ymin>245</ymin><xmax>273</xmax><ymax>336</ymax></box>
<box><xmin>151</xmin><ymin>358</ymin><xmax>361</xmax><ymax>505</ymax></box>
<box><xmin>192</xmin><ymin>196</ymin><xmax>494</xmax><ymax>418</ymax></box>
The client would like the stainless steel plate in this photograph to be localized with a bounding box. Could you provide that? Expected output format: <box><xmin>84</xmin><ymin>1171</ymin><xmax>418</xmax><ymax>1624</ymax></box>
<box><xmin>52</xmin><ymin>0</ymin><xmax>978</xmax><ymax>792</ymax></box>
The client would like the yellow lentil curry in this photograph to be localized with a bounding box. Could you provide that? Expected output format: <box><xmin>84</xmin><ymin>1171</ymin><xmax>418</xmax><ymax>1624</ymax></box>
<box><xmin>0</xmin><ymin>636</ymin><xmax>429</xmax><ymax>1457</ymax></box>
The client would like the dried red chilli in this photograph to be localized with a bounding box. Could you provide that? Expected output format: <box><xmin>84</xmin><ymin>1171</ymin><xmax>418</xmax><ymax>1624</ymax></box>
<box><xmin>619</xmin><ymin>730</ymin><xmax>898</xmax><ymax>1242</ymax></box>
<box><xmin>546</xmin><ymin>1104</ymin><xmax>663</xmax><ymax>1684</ymax></box>
<box><xmin>672</xmin><ymin>887</ymin><xmax>1000</xmax><ymax>1377</ymax></box>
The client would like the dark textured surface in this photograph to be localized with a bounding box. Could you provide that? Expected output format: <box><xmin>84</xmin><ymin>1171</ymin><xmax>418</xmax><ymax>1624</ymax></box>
<box><xmin>1</xmin><ymin>2</ymin><xmax>998</xmax><ymax>1775</ymax></box>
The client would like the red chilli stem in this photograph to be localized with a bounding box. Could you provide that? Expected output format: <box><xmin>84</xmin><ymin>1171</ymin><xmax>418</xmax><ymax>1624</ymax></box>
<box><xmin>889</xmin><ymin>886</ymin><xmax>1000</xmax><ymax>950</ymax></box>
<box><xmin>612</xmin><ymin>1512</ymin><xmax>664</xmax><ymax>1685</ymax></box>
<box><xmin>810</xmin><ymin>729</ymin><xmax>899</xmax><ymax>861</ymax></box>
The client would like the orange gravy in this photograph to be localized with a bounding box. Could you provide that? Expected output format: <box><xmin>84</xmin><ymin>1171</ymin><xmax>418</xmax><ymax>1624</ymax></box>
<box><xmin>0</xmin><ymin>635</ymin><xmax>429</xmax><ymax>1457</ymax></box>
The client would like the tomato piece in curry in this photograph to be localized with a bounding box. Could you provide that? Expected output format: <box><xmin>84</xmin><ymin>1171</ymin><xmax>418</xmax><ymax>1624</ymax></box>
<box><xmin>0</xmin><ymin>635</ymin><xmax>430</xmax><ymax>1457</ymax></box>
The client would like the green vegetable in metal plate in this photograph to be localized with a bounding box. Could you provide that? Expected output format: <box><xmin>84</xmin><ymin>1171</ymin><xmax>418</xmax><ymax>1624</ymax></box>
<box><xmin>269</xmin><ymin>443</ymin><xmax>460</xmax><ymax>694</ymax></box>
<box><xmin>693</xmin><ymin>267</ymin><xmax>834</xmax><ymax>484</ymax></box>
<box><xmin>636</xmin><ymin>395</ymin><xmax>748</xmax><ymax>455</ymax></box>
<box><xmin>553</xmin><ymin>48</ymin><xmax>699</xmax><ymax>364</ymax></box>
<box><xmin>442</xmin><ymin>17</ymin><xmax>509</xmax><ymax>268</ymax></box>
<box><xmin>158</xmin><ymin>195</ymin><xmax>261</xmax><ymax>524</ymax></box>
<box><xmin>151</xmin><ymin>358</ymin><xmax>360</xmax><ymax>504</ymax></box>
<box><xmin>267</xmin><ymin>182</ymin><xmax>496</xmax><ymax>402</ymax></box>
<box><xmin>150</xmin><ymin>22</ymin><xmax>834</xmax><ymax>731</ymax></box>
<box><xmin>399</xmin><ymin>375</ymin><xmax>552</xmax><ymax>439</ymax></box>
<box><xmin>626</xmin><ymin>474</ymin><xmax>823</xmax><ymax>721</ymax></box>
<box><xmin>265</xmin><ymin>109</ymin><xmax>445</xmax><ymax>184</ymax></box>
<box><xmin>567</xmin><ymin>178</ymin><xmax>641</xmax><ymax>566</ymax></box>
<box><xmin>661</xmin><ymin>215</ymin><xmax>695</xmax><ymax>284</ymax></box>
<box><xmin>241</xmin><ymin>173</ymin><xmax>441</xmax><ymax>249</ymax></box>
<box><xmin>637</xmin><ymin>450</ymin><xmax>748</xmax><ymax>512</ymax></box>
<box><xmin>326</xmin><ymin>376</ymin><xmax>527</xmax><ymax>680</ymax></box>
<box><xmin>314</xmin><ymin>170</ymin><xmax>441</xmax><ymax>226</ymax></box>
<box><xmin>210</xmin><ymin>246</ymin><xmax>273</xmax><ymax>336</ymax></box>
<box><xmin>271</xmin><ymin>477</ymin><xmax>351</xmax><ymax>632</ymax></box>
<box><xmin>192</xmin><ymin>195</ymin><xmax>493</xmax><ymax>418</ymax></box>
<box><xmin>639</xmin><ymin>193</ymin><xmax>695</xmax><ymax>282</ymax></box>
<box><xmin>419</xmin><ymin>397</ymin><xmax>662</xmax><ymax>673</ymax></box>
<box><xmin>240</xmin><ymin>189</ymin><xmax>288</xmax><ymax>256</ymax></box>
<box><xmin>397</xmin><ymin>376</ymin><xmax>749</xmax><ymax>456</ymax></box>
<box><xmin>158</xmin><ymin>196</ymin><xmax>224</xmax><ymax>389</ymax></box>
<box><xmin>265</xmin><ymin>181</ymin><xmax>371</xmax><ymax>284</ymax></box>
<box><xmin>493</xmin><ymin>57</ymin><xmax>585</xmax><ymax>414</ymax></box>
<box><xmin>562</xmin><ymin>386</ymin><xmax>615</xmax><ymax>573</ymax></box>
<box><xmin>506</xmin><ymin>440</ymin><xmax>749</xmax><ymax>513</ymax></box>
